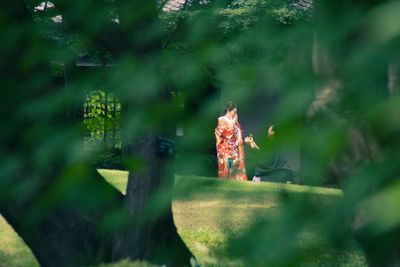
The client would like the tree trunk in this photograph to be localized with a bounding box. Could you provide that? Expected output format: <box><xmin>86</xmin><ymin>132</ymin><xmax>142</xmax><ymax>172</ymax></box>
<box><xmin>112</xmin><ymin>96</ymin><xmax>117</xmax><ymax>148</ymax></box>
<box><xmin>103</xmin><ymin>91</ymin><xmax>108</xmax><ymax>150</ymax></box>
<box><xmin>114</xmin><ymin>0</ymin><xmax>193</xmax><ymax>264</ymax></box>
<box><xmin>116</xmin><ymin>132</ymin><xmax>192</xmax><ymax>265</ymax></box>
<box><xmin>1</xmin><ymin>170</ymin><xmax>127</xmax><ymax>267</ymax></box>
<box><xmin>1</xmin><ymin>1</ymin><xmax>193</xmax><ymax>266</ymax></box>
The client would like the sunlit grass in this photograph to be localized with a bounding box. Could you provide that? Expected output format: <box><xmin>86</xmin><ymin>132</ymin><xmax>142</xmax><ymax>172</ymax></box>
<box><xmin>99</xmin><ymin>169</ymin><xmax>364</xmax><ymax>266</ymax></box>
<box><xmin>171</xmin><ymin>176</ymin><xmax>364</xmax><ymax>266</ymax></box>
<box><xmin>0</xmin><ymin>217</ymin><xmax>39</xmax><ymax>267</ymax></box>
<box><xmin>0</xmin><ymin>169</ymin><xmax>365</xmax><ymax>267</ymax></box>
<box><xmin>98</xmin><ymin>168</ymin><xmax>129</xmax><ymax>194</ymax></box>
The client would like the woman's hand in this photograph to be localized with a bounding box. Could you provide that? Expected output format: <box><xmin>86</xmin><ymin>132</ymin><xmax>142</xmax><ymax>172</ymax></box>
<box><xmin>245</xmin><ymin>136</ymin><xmax>259</xmax><ymax>150</ymax></box>
<box><xmin>244</xmin><ymin>136</ymin><xmax>252</xmax><ymax>144</ymax></box>
<box><xmin>233</xmin><ymin>113</ymin><xmax>238</xmax><ymax>124</ymax></box>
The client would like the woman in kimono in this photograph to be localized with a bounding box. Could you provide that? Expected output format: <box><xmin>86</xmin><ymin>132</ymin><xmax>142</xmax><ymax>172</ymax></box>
<box><xmin>215</xmin><ymin>101</ymin><xmax>258</xmax><ymax>180</ymax></box>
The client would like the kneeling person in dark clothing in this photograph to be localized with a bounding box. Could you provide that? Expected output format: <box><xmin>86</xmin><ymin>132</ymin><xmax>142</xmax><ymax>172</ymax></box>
<box><xmin>246</xmin><ymin>125</ymin><xmax>295</xmax><ymax>183</ymax></box>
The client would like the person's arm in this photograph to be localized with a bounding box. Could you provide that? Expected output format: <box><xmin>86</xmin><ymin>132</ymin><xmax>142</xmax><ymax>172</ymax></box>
<box><xmin>245</xmin><ymin>135</ymin><xmax>260</xmax><ymax>149</ymax></box>
<box><xmin>244</xmin><ymin>124</ymin><xmax>274</xmax><ymax>149</ymax></box>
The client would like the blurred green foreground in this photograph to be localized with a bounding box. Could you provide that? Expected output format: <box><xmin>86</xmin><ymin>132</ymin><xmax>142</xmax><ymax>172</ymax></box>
<box><xmin>2</xmin><ymin>0</ymin><xmax>400</xmax><ymax>266</ymax></box>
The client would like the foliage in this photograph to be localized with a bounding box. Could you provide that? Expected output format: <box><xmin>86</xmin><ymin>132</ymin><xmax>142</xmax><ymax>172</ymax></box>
<box><xmin>83</xmin><ymin>91</ymin><xmax>121</xmax><ymax>146</ymax></box>
<box><xmin>82</xmin><ymin>90</ymin><xmax>122</xmax><ymax>168</ymax></box>
<box><xmin>2</xmin><ymin>0</ymin><xmax>400</xmax><ymax>265</ymax></box>
<box><xmin>28</xmin><ymin>0</ymin><xmax>116</xmax><ymax>63</ymax></box>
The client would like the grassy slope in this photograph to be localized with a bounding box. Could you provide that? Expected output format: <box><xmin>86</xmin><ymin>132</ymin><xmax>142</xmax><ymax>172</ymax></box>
<box><xmin>99</xmin><ymin>170</ymin><xmax>365</xmax><ymax>266</ymax></box>
<box><xmin>172</xmin><ymin>176</ymin><xmax>365</xmax><ymax>267</ymax></box>
<box><xmin>0</xmin><ymin>170</ymin><xmax>366</xmax><ymax>266</ymax></box>
<box><xmin>0</xmin><ymin>217</ymin><xmax>39</xmax><ymax>267</ymax></box>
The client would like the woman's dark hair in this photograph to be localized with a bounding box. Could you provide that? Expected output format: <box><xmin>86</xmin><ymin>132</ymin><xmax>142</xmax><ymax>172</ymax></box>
<box><xmin>223</xmin><ymin>101</ymin><xmax>237</xmax><ymax>114</ymax></box>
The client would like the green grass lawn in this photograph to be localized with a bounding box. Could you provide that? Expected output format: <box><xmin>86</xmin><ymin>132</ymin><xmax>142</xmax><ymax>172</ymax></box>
<box><xmin>0</xmin><ymin>217</ymin><xmax>40</xmax><ymax>267</ymax></box>
<box><xmin>0</xmin><ymin>170</ymin><xmax>366</xmax><ymax>267</ymax></box>
<box><xmin>172</xmin><ymin>176</ymin><xmax>365</xmax><ymax>267</ymax></box>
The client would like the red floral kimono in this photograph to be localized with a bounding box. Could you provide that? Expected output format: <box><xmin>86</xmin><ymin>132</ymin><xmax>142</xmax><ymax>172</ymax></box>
<box><xmin>215</xmin><ymin>116</ymin><xmax>248</xmax><ymax>181</ymax></box>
